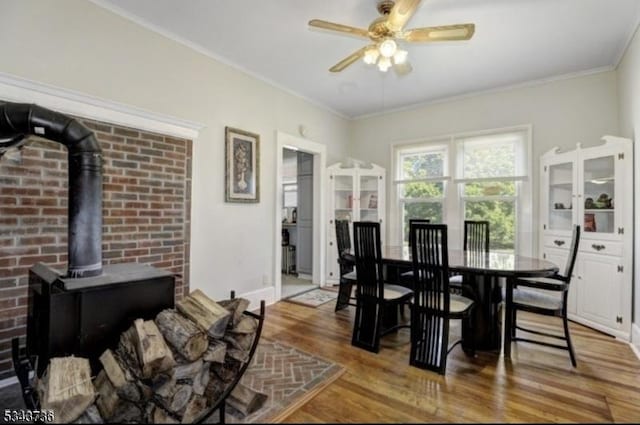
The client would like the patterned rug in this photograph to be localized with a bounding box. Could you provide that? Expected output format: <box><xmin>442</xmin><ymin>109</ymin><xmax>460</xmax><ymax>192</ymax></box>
<box><xmin>284</xmin><ymin>288</ymin><xmax>338</xmax><ymax>308</ymax></box>
<box><xmin>225</xmin><ymin>339</ymin><xmax>344</xmax><ymax>423</ymax></box>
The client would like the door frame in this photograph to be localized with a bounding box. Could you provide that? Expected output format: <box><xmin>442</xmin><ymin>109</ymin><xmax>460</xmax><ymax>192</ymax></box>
<box><xmin>274</xmin><ymin>131</ymin><xmax>326</xmax><ymax>301</ymax></box>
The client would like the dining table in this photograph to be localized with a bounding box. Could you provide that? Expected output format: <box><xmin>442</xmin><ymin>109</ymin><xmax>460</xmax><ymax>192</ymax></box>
<box><xmin>370</xmin><ymin>246</ymin><xmax>559</xmax><ymax>352</ymax></box>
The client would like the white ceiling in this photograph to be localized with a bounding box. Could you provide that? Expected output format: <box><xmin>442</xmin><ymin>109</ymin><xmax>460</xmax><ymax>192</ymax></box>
<box><xmin>93</xmin><ymin>0</ymin><xmax>640</xmax><ymax>119</ymax></box>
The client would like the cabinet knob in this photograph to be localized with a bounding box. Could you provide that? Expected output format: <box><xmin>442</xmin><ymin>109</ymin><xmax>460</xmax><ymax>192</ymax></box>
<box><xmin>329</xmin><ymin>242</ymin><xmax>333</xmax><ymax>246</ymax></box>
<box><xmin>553</xmin><ymin>240</ymin><xmax>565</xmax><ymax>246</ymax></box>
<box><xmin>591</xmin><ymin>244</ymin><xmax>605</xmax><ymax>251</ymax></box>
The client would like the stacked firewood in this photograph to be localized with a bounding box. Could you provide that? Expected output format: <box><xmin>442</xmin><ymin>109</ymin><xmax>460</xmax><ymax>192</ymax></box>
<box><xmin>36</xmin><ymin>290</ymin><xmax>265</xmax><ymax>424</ymax></box>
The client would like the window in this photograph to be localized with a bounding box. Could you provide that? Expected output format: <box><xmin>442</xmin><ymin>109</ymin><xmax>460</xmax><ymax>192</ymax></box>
<box><xmin>393</xmin><ymin>127</ymin><xmax>532</xmax><ymax>255</ymax></box>
<box><xmin>396</xmin><ymin>143</ymin><xmax>448</xmax><ymax>245</ymax></box>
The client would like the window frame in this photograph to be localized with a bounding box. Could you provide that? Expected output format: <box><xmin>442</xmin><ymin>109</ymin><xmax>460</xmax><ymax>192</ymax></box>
<box><xmin>390</xmin><ymin>125</ymin><xmax>533</xmax><ymax>255</ymax></box>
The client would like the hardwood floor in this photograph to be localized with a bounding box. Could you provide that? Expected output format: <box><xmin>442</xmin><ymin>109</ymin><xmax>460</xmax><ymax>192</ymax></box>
<box><xmin>260</xmin><ymin>299</ymin><xmax>640</xmax><ymax>423</ymax></box>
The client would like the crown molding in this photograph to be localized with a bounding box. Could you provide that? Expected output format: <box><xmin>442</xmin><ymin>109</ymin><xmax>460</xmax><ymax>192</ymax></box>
<box><xmin>87</xmin><ymin>0</ymin><xmax>349</xmax><ymax>121</ymax></box>
<box><xmin>0</xmin><ymin>72</ymin><xmax>204</xmax><ymax>140</ymax></box>
<box><xmin>354</xmin><ymin>66</ymin><xmax>616</xmax><ymax>121</ymax></box>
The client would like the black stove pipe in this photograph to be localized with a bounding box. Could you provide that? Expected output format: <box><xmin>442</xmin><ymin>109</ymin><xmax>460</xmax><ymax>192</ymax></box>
<box><xmin>0</xmin><ymin>101</ymin><xmax>103</xmax><ymax>278</ymax></box>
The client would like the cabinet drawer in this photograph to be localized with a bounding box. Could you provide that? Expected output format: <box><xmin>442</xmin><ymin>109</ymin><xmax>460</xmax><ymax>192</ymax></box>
<box><xmin>544</xmin><ymin>235</ymin><xmax>572</xmax><ymax>250</ymax></box>
<box><xmin>579</xmin><ymin>240</ymin><xmax>622</xmax><ymax>257</ymax></box>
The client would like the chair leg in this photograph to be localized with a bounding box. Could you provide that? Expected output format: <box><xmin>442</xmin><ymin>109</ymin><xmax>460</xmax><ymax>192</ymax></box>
<box><xmin>503</xmin><ymin>278</ymin><xmax>514</xmax><ymax>359</ymax></box>
<box><xmin>511</xmin><ymin>309</ymin><xmax>517</xmax><ymax>338</ymax></box>
<box><xmin>335</xmin><ymin>279</ymin><xmax>353</xmax><ymax>312</ymax></box>
<box><xmin>466</xmin><ymin>310</ymin><xmax>475</xmax><ymax>357</ymax></box>
<box><xmin>563</xmin><ymin>315</ymin><xmax>577</xmax><ymax>367</ymax></box>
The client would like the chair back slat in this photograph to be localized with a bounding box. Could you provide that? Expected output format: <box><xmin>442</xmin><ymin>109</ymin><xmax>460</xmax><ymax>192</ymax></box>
<box><xmin>335</xmin><ymin>219</ymin><xmax>351</xmax><ymax>255</ymax></box>
<box><xmin>464</xmin><ymin>220</ymin><xmax>490</xmax><ymax>253</ymax></box>
<box><xmin>408</xmin><ymin>218</ymin><xmax>431</xmax><ymax>249</ymax></box>
<box><xmin>562</xmin><ymin>225</ymin><xmax>581</xmax><ymax>281</ymax></box>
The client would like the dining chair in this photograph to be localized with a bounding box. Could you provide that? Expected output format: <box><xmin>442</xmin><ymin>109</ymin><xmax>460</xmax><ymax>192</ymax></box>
<box><xmin>503</xmin><ymin>225</ymin><xmax>581</xmax><ymax>366</ymax></box>
<box><xmin>334</xmin><ymin>219</ymin><xmax>357</xmax><ymax>311</ymax></box>
<box><xmin>450</xmin><ymin>220</ymin><xmax>490</xmax><ymax>290</ymax></box>
<box><xmin>352</xmin><ymin>221</ymin><xmax>414</xmax><ymax>353</ymax></box>
<box><xmin>409</xmin><ymin>223</ymin><xmax>475</xmax><ymax>374</ymax></box>
<box><xmin>400</xmin><ymin>219</ymin><xmax>431</xmax><ymax>285</ymax></box>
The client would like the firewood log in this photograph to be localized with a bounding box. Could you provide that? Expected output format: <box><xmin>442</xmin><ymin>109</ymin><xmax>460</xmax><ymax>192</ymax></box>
<box><xmin>219</xmin><ymin>297</ymin><xmax>250</xmax><ymax>327</ymax></box>
<box><xmin>156</xmin><ymin>309</ymin><xmax>208</xmax><ymax>361</ymax></box>
<box><xmin>227</xmin><ymin>383</ymin><xmax>268</xmax><ymax>417</ymax></box>
<box><xmin>151</xmin><ymin>406</ymin><xmax>180</xmax><ymax>424</ymax></box>
<box><xmin>177</xmin><ymin>290</ymin><xmax>231</xmax><ymax>338</ymax></box>
<box><xmin>202</xmin><ymin>341</ymin><xmax>226</xmax><ymax>363</ymax></box>
<box><xmin>211</xmin><ymin>358</ymin><xmax>241</xmax><ymax>383</ymax></box>
<box><xmin>70</xmin><ymin>404</ymin><xmax>103</xmax><ymax>424</ymax></box>
<box><xmin>174</xmin><ymin>359</ymin><xmax>203</xmax><ymax>382</ymax></box>
<box><xmin>99</xmin><ymin>349</ymin><xmax>141</xmax><ymax>402</ymax></box>
<box><xmin>192</xmin><ymin>363</ymin><xmax>210</xmax><ymax>396</ymax></box>
<box><xmin>37</xmin><ymin>357</ymin><xmax>95</xmax><ymax>424</ymax></box>
<box><xmin>224</xmin><ymin>332</ymin><xmax>254</xmax><ymax>352</ymax></box>
<box><xmin>204</xmin><ymin>376</ymin><xmax>225</xmax><ymax>407</ymax></box>
<box><xmin>94</xmin><ymin>370</ymin><xmax>121</xmax><ymax>421</ymax></box>
<box><xmin>231</xmin><ymin>315</ymin><xmax>258</xmax><ymax>334</ymax></box>
<box><xmin>137</xmin><ymin>319</ymin><xmax>176</xmax><ymax>378</ymax></box>
<box><xmin>181</xmin><ymin>395</ymin><xmax>208</xmax><ymax>423</ymax></box>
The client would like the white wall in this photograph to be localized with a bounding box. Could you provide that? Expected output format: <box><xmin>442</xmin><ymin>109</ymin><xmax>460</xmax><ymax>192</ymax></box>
<box><xmin>350</xmin><ymin>71</ymin><xmax>620</xmax><ymax>254</ymax></box>
<box><xmin>617</xmin><ymin>24</ymin><xmax>640</xmax><ymax>348</ymax></box>
<box><xmin>0</xmin><ymin>0</ymin><xmax>350</xmax><ymax>302</ymax></box>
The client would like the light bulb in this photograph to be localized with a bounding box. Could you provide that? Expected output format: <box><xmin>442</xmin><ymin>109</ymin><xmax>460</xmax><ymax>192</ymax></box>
<box><xmin>377</xmin><ymin>56</ymin><xmax>392</xmax><ymax>72</ymax></box>
<box><xmin>379</xmin><ymin>39</ymin><xmax>397</xmax><ymax>58</ymax></box>
<box><xmin>363</xmin><ymin>47</ymin><xmax>379</xmax><ymax>65</ymax></box>
<box><xmin>393</xmin><ymin>49</ymin><xmax>408</xmax><ymax>65</ymax></box>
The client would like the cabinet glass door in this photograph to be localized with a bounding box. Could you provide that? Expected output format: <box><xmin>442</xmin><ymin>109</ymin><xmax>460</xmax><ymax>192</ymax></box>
<box><xmin>359</xmin><ymin>175</ymin><xmax>380</xmax><ymax>223</ymax></box>
<box><xmin>334</xmin><ymin>175</ymin><xmax>354</xmax><ymax>222</ymax></box>
<box><xmin>548</xmin><ymin>162</ymin><xmax>574</xmax><ymax>231</ymax></box>
<box><xmin>582</xmin><ymin>155</ymin><xmax>615</xmax><ymax>234</ymax></box>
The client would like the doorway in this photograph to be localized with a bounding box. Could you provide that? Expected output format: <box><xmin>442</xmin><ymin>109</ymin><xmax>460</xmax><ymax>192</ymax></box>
<box><xmin>274</xmin><ymin>132</ymin><xmax>326</xmax><ymax>301</ymax></box>
<box><xmin>281</xmin><ymin>148</ymin><xmax>315</xmax><ymax>297</ymax></box>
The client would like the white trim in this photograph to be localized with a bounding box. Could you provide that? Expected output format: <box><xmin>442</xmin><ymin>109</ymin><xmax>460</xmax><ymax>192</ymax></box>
<box><xmin>453</xmin><ymin>176</ymin><xmax>528</xmax><ymax>184</ymax></box>
<box><xmin>238</xmin><ymin>286</ymin><xmax>276</xmax><ymax>312</ymax></box>
<box><xmin>393</xmin><ymin>176</ymin><xmax>451</xmax><ymax>184</ymax></box>
<box><xmin>614</xmin><ymin>12</ymin><xmax>640</xmax><ymax>68</ymax></box>
<box><xmin>274</xmin><ymin>132</ymin><xmax>327</xmax><ymax>302</ymax></box>
<box><xmin>88</xmin><ymin>0</ymin><xmax>348</xmax><ymax>121</ymax></box>
<box><xmin>355</xmin><ymin>66</ymin><xmax>615</xmax><ymax>120</ymax></box>
<box><xmin>631</xmin><ymin>323</ymin><xmax>640</xmax><ymax>360</ymax></box>
<box><xmin>0</xmin><ymin>72</ymin><xmax>204</xmax><ymax>140</ymax></box>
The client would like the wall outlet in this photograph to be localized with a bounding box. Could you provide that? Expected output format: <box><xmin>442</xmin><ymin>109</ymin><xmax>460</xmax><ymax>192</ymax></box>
<box><xmin>262</xmin><ymin>274</ymin><xmax>271</xmax><ymax>286</ymax></box>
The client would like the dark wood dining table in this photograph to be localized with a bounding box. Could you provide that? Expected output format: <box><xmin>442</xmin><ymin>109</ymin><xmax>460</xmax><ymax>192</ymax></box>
<box><xmin>378</xmin><ymin>246</ymin><xmax>559</xmax><ymax>351</ymax></box>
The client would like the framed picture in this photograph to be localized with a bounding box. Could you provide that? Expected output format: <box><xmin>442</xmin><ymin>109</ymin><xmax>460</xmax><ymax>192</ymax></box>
<box><xmin>225</xmin><ymin>127</ymin><xmax>260</xmax><ymax>203</ymax></box>
<box><xmin>584</xmin><ymin>213</ymin><xmax>596</xmax><ymax>232</ymax></box>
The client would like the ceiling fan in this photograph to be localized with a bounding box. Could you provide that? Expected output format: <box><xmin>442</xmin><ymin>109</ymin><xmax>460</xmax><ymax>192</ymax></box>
<box><xmin>309</xmin><ymin>0</ymin><xmax>475</xmax><ymax>75</ymax></box>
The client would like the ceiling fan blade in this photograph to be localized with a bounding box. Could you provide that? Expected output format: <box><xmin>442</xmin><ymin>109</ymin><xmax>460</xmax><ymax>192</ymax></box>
<box><xmin>394</xmin><ymin>61</ymin><xmax>413</xmax><ymax>77</ymax></box>
<box><xmin>386</xmin><ymin>0</ymin><xmax>422</xmax><ymax>32</ymax></box>
<box><xmin>403</xmin><ymin>23</ymin><xmax>475</xmax><ymax>42</ymax></box>
<box><xmin>329</xmin><ymin>45</ymin><xmax>373</xmax><ymax>72</ymax></box>
<box><xmin>309</xmin><ymin>19</ymin><xmax>370</xmax><ymax>38</ymax></box>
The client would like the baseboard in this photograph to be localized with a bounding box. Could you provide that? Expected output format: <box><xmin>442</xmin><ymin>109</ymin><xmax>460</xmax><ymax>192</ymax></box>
<box><xmin>631</xmin><ymin>323</ymin><xmax>640</xmax><ymax>360</ymax></box>
<box><xmin>238</xmin><ymin>286</ymin><xmax>276</xmax><ymax>311</ymax></box>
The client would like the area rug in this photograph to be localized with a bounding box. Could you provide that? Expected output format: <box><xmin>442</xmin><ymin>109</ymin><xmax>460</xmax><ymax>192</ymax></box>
<box><xmin>225</xmin><ymin>339</ymin><xmax>345</xmax><ymax>423</ymax></box>
<box><xmin>284</xmin><ymin>288</ymin><xmax>338</xmax><ymax>308</ymax></box>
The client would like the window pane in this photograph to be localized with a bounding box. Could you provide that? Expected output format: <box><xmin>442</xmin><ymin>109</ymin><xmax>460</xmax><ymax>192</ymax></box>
<box><xmin>465</xmin><ymin>200</ymin><xmax>515</xmax><ymax>252</ymax></box>
<box><xmin>400</xmin><ymin>181</ymin><xmax>444</xmax><ymax>198</ymax></box>
<box><xmin>458</xmin><ymin>131</ymin><xmax>527</xmax><ymax>179</ymax></box>
<box><xmin>403</xmin><ymin>202</ymin><xmax>443</xmax><ymax>244</ymax></box>
<box><xmin>463</xmin><ymin>181</ymin><xmax>515</xmax><ymax>197</ymax></box>
<box><xmin>401</xmin><ymin>151</ymin><xmax>445</xmax><ymax>179</ymax></box>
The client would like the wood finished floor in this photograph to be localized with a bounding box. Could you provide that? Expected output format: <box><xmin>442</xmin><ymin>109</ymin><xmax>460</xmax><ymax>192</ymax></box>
<box><xmin>262</xmin><ymin>300</ymin><xmax>640</xmax><ymax>423</ymax></box>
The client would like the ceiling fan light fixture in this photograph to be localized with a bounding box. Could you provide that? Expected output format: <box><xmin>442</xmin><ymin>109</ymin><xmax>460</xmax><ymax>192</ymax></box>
<box><xmin>363</xmin><ymin>47</ymin><xmax>380</xmax><ymax>65</ymax></box>
<box><xmin>393</xmin><ymin>49</ymin><xmax>408</xmax><ymax>65</ymax></box>
<box><xmin>379</xmin><ymin>39</ymin><xmax>397</xmax><ymax>58</ymax></box>
<box><xmin>378</xmin><ymin>56</ymin><xmax>392</xmax><ymax>72</ymax></box>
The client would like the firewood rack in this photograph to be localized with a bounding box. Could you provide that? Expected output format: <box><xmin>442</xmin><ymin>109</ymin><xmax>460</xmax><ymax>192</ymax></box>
<box><xmin>12</xmin><ymin>291</ymin><xmax>266</xmax><ymax>424</ymax></box>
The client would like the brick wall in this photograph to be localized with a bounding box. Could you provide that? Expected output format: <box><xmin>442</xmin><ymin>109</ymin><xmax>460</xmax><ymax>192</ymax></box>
<box><xmin>0</xmin><ymin>117</ymin><xmax>192</xmax><ymax>380</ymax></box>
